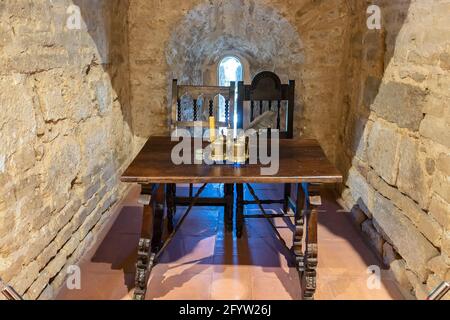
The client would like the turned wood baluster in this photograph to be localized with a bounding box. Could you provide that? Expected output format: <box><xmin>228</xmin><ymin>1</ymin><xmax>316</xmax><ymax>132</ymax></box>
<box><xmin>277</xmin><ymin>100</ymin><xmax>281</xmax><ymax>130</ymax></box>
<box><xmin>193</xmin><ymin>99</ymin><xmax>198</xmax><ymax>121</ymax></box>
<box><xmin>225</xmin><ymin>99</ymin><xmax>230</xmax><ymax>126</ymax></box>
<box><xmin>250</xmin><ymin>101</ymin><xmax>255</xmax><ymax>122</ymax></box>
<box><xmin>177</xmin><ymin>99</ymin><xmax>182</xmax><ymax>122</ymax></box>
<box><xmin>209</xmin><ymin>100</ymin><xmax>214</xmax><ymax>117</ymax></box>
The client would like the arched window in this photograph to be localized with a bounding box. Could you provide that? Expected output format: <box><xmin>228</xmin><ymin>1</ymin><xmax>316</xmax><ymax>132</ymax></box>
<box><xmin>218</xmin><ymin>56</ymin><xmax>243</xmax><ymax>126</ymax></box>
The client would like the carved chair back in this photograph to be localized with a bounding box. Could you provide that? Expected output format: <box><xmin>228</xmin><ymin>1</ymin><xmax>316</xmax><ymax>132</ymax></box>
<box><xmin>237</xmin><ymin>72</ymin><xmax>295</xmax><ymax>139</ymax></box>
<box><xmin>171</xmin><ymin>80</ymin><xmax>235</xmax><ymax>133</ymax></box>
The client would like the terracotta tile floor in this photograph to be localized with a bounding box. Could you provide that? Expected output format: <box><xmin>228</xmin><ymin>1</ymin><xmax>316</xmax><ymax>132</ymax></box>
<box><xmin>57</xmin><ymin>184</ymin><xmax>404</xmax><ymax>300</ymax></box>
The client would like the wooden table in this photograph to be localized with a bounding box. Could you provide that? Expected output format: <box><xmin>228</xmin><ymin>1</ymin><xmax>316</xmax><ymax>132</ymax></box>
<box><xmin>121</xmin><ymin>136</ymin><xmax>342</xmax><ymax>300</ymax></box>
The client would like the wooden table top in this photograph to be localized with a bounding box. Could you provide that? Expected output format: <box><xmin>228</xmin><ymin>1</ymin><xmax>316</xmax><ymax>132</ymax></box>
<box><xmin>121</xmin><ymin>136</ymin><xmax>343</xmax><ymax>184</ymax></box>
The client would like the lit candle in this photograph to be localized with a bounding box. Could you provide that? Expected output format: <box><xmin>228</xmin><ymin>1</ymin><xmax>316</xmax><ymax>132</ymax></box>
<box><xmin>209</xmin><ymin>116</ymin><xmax>216</xmax><ymax>142</ymax></box>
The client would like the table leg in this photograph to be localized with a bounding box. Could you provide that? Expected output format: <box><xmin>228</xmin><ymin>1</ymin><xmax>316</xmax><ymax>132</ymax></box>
<box><xmin>134</xmin><ymin>184</ymin><xmax>165</xmax><ymax>301</ymax></box>
<box><xmin>236</xmin><ymin>183</ymin><xmax>244</xmax><ymax>238</ymax></box>
<box><xmin>151</xmin><ymin>184</ymin><xmax>165</xmax><ymax>254</ymax></box>
<box><xmin>293</xmin><ymin>183</ymin><xmax>305</xmax><ymax>272</ymax></box>
<box><xmin>224</xmin><ymin>184</ymin><xmax>234</xmax><ymax>232</ymax></box>
<box><xmin>166</xmin><ymin>184</ymin><xmax>176</xmax><ymax>234</ymax></box>
<box><xmin>300</xmin><ymin>184</ymin><xmax>320</xmax><ymax>300</ymax></box>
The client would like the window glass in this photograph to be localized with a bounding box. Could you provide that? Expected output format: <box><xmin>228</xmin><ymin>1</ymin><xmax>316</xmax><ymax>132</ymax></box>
<box><xmin>218</xmin><ymin>56</ymin><xmax>243</xmax><ymax>125</ymax></box>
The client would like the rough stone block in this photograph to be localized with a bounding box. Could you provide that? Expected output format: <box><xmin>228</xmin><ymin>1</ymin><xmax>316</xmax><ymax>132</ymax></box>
<box><xmin>351</xmin><ymin>118</ymin><xmax>372</xmax><ymax>161</ymax></box>
<box><xmin>95</xmin><ymin>80</ymin><xmax>112</xmax><ymax>115</ymax></box>
<box><xmin>363</xmin><ymin>76</ymin><xmax>381</xmax><ymax>108</ymax></box>
<box><xmin>76</xmin><ymin>206</ymin><xmax>103</xmax><ymax>241</ymax></box>
<box><xmin>397</xmin><ymin>137</ymin><xmax>433</xmax><ymax>209</ymax></box>
<box><xmin>36</xmin><ymin>242</ymin><xmax>58</xmax><ymax>271</ymax></box>
<box><xmin>61</xmin><ymin>234</ymin><xmax>80</xmax><ymax>257</ymax></box>
<box><xmin>417</xmin><ymin>213</ymin><xmax>443</xmax><ymax>248</ymax></box>
<box><xmin>427</xmin><ymin>255</ymin><xmax>450</xmax><ymax>279</ymax></box>
<box><xmin>367</xmin><ymin>121</ymin><xmax>401</xmax><ymax>185</ymax></box>
<box><xmin>440</xmin><ymin>52</ymin><xmax>450</xmax><ymax>71</ymax></box>
<box><xmin>0</xmin><ymin>75</ymin><xmax>37</xmax><ymax>157</ymax></box>
<box><xmin>367</xmin><ymin>169</ymin><xmax>425</xmax><ymax>226</ymax></box>
<box><xmin>362</xmin><ymin>220</ymin><xmax>384</xmax><ymax>255</ymax></box>
<box><xmin>10</xmin><ymin>261</ymin><xmax>40</xmax><ymax>295</ymax></box>
<box><xmin>346</xmin><ymin>168</ymin><xmax>373</xmax><ymax>216</ymax></box>
<box><xmin>78</xmin><ymin>120</ymin><xmax>110</xmax><ymax>179</ymax></box>
<box><xmin>436</xmin><ymin>153</ymin><xmax>450</xmax><ymax>176</ymax></box>
<box><xmin>420</xmin><ymin>115</ymin><xmax>450</xmax><ymax>148</ymax></box>
<box><xmin>423</xmin><ymin>94</ymin><xmax>450</xmax><ymax>118</ymax></box>
<box><xmin>431</xmin><ymin>171</ymin><xmax>450</xmax><ymax>204</ymax></box>
<box><xmin>383</xmin><ymin>242</ymin><xmax>398</xmax><ymax>266</ymax></box>
<box><xmin>429</xmin><ymin>194</ymin><xmax>450</xmax><ymax>229</ymax></box>
<box><xmin>42</xmin><ymin>136</ymin><xmax>81</xmax><ymax>210</ymax></box>
<box><xmin>390</xmin><ymin>259</ymin><xmax>413</xmax><ymax>293</ymax></box>
<box><xmin>371</xmin><ymin>191</ymin><xmax>439</xmax><ymax>280</ymax></box>
<box><xmin>443</xmin><ymin>232</ymin><xmax>450</xmax><ymax>258</ymax></box>
<box><xmin>371</xmin><ymin>82</ymin><xmax>428</xmax><ymax>131</ymax></box>
<box><xmin>350</xmin><ymin>206</ymin><xmax>368</xmax><ymax>226</ymax></box>
<box><xmin>406</xmin><ymin>270</ymin><xmax>429</xmax><ymax>300</ymax></box>
<box><xmin>48</xmin><ymin>198</ymin><xmax>82</xmax><ymax>234</ymax></box>
<box><xmin>37</xmin><ymin>285</ymin><xmax>54</xmax><ymax>300</ymax></box>
<box><xmin>9</xmin><ymin>145</ymin><xmax>36</xmax><ymax>172</ymax></box>
<box><xmin>35</xmin><ymin>72</ymin><xmax>66</xmax><ymax>122</ymax></box>
<box><xmin>426</xmin><ymin>273</ymin><xmax>444</xmax><ymax>293</ymax></box>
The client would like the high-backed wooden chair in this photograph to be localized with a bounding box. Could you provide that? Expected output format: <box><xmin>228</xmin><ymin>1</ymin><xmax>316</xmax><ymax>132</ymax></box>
<box><xmin>235</xmin><ymin>71</ymin><xmax>296</xmax><ymax>237</ymax></box>
<box><xmin>168</xmin><ymin>80</ymin><xmax>236</xmax><ymax>232</ymax></box>
<box><xmin>171</xmin><ymin>80</ymin><xmax>235</xmax><ymax>133</ymax></box>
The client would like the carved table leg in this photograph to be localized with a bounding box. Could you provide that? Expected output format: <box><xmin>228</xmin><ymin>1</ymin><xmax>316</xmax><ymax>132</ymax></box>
<box><xmin>224</xmin><ymin>184</ymin><xmax>234</xmax><ymax>232</ymax></box>
<box><xmin>293</xmin><ymin>183</ymin><xmax>306</xmax><ymax>273</ymax></box>
<box><xmin>301</xmin><ymin>184</ymin><xmax>320</xmax><ymax>300</ymax></box>
<box><xmin>134</xmin><ymin>184</ymin><xmax>165</xmax><ymax>301</ymax></box>
<box><xmin>236</xmin><ymin>183</ymin><xmax>244</xmax><ymax>238</ymax></box>
<box><xmin>166</xmin><ymin>184</ymin><xmax>176</xmax><ymax>234</ymax></box>
<box><xmin>151</xmin><ymin>185</ymin><xmax>165</xmax><ymax>255</ymax></box>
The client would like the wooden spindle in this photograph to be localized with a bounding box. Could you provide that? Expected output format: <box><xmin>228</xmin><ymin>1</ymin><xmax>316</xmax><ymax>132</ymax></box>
<box><xmin>259</xmin><ymin>101</ymin><xmax>263</xmax><ymax>115</ymax></box>
<box><xmin>209</xmin><ymin>100</ymin><xmax>214</xmax><ymax>117</ymax></box>
<box><xmin>193</xmin><ymin>99</ymin><xmax>198</xmax><ymax>121</ymax></box>
<box><xmin>225</xmin><ymin>99</ymin><xmax>230</xmax><ymax>126</ymax></box>
<box><xmin>177</xmin><ymin>99</ymin><xmax>182</xmax><ymax>122</ymax></box>
<box><xmin>250</xmin><ymin>101</ymin><xmax>255</xmax><ymax>121</ymax></box>
<box><xmin>277</xmin><ymin>100</ymin><xmax>281</xmax><ymax>130</ymax></box>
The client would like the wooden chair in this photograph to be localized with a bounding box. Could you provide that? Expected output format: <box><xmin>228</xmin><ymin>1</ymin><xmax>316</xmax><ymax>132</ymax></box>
<box><xmin>235</xmin><ymin>71</ymin><xmax>296</xmax><ymax>237</ymax></box>
<box><xmin>167</xmin><ymin>80</ymin><xmax>236</xmax><ymax>232</ymax></box>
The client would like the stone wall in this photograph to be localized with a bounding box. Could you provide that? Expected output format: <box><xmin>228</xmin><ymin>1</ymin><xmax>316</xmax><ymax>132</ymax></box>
<box><xmin>128</xmin><ymin>0</ymin><xmax>353</xmax><ymax>162</ymax></box>
<box><xmin>339</xmin><ymin>0</ymin><xmax>450</xmax><ymax>299</ymax></box>
<box><xmin>0</xmin><ymin>0</ymin><xmax>133</xmax><ymax>299</ymax></box>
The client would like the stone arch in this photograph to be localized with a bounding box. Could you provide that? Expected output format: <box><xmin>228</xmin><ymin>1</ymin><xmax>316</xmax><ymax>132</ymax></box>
<box><xmin>166</xmin><ymin>0</ymin><xmax>305</xmax><ymax>85</ymax></box>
